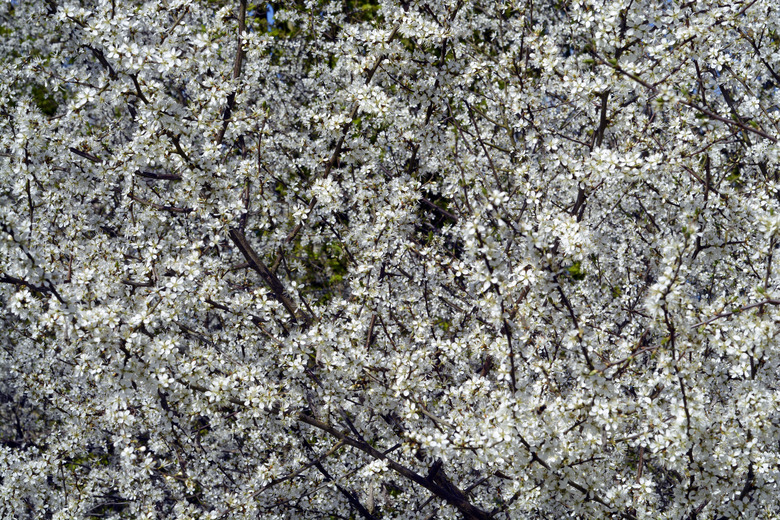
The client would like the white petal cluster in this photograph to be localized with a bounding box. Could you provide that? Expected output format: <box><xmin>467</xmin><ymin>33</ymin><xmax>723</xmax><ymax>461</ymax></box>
<box><xmin>2</xmin><ymin>0</ymin><xmax>780</xmax><ymax>519</ymax></box>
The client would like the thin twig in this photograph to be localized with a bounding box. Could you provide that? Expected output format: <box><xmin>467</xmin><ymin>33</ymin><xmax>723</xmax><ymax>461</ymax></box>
<box><xmin>128</xmin><ymin>193</ymin><xmax>192</xmax><ymax>214</ymax></box>
<box><xmin>690</xmin><ymin>299</ymin><xmax>780</xmax><ymax>329</ymax></box>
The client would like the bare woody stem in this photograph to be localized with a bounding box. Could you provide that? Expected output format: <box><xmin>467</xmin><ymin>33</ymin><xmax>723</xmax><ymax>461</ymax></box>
<box><xmin>228</xmin><ymin>227</ymin><xmax>310</xmax><ymax>325</ymax></box>
<box><xmin>690</xmin><ymin>299</ymin><xmax>780</xmax><ymax>329</ymax></box>
<box><xmin>298</xmin><ymin>413</ymin><xmax>492</xmax><ymax>520</ymax></box>
<box><xmin>216</xmin><ymin>0</ymin><xmax>247</xmax><ymax>146</ymax></box>
<box><xmin>270</xmin><ymin>25</ymin><xmax>401</xmax><ymax>274</ymax></box>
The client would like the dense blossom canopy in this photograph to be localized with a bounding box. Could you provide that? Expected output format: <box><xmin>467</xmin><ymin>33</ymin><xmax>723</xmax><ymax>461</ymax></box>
<box><xmin>2</xmin><ymin>0</ymin><xmax>780</xmax><ymax>519</ymax></box>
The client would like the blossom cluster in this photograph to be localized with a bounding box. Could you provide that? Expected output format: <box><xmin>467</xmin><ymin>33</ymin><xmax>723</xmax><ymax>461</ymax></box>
<box><xmin>2</xmin><ymin>0</ymin><xmax>780</xmax><ymax>519</ymax></box>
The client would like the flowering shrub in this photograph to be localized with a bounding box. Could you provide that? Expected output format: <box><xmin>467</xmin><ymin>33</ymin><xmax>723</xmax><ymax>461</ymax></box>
<box><xmin>2</xmin><ymin>1</ymin><xmax>780</xmax><ymax>519</ymax></box>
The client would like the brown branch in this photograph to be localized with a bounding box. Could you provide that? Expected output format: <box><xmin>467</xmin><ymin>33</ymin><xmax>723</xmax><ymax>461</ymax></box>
<box><xmin>270</xmin><ymin>27</ymin><xmax>400</xmax><ymax>271</ymax></box>
<box><xmin>227</xmin><ymin>228</ymin><xmax>309</xmax><ymax>324</ymax></box>
<box><xmin>216</xmin><ymin>0</ymin><xmax>247</xmax><ymax>146</ymax></box>
<box><xmin>556</xmin><ymin>284</ymin><xmax>594</xmax><ymax>370</ymax></box>
<box><xmin>163</xmin><ymin>5</ymin><xmax>190</xmax><ymax>43</ymax></box>
<box><xmin>305</xmin><ymin>442</ymin><xmax>380</xmax><ymax>520</ymax></box>
<box><xmin>69</xmin><ymin>147</ymin><xmax>102</xmax><ymax>163</ymax></box>
<box><xmin>503</xmin><ymin>318</ymin><xmax>517</xmax><ymax>394</ymax></box>
<box><xmin>177</xmin><ymin>365</ymin><xmax>634</xmax><ymax>520</ymax></box>
<box><xmin>684</xmin><ymin>100</ymin><xmax>777</xmax><ymax>143</ymax></box>
<box><xmin>135</xmin><ymin>170</ymin><xmax>182</xmax><ymax>181</ymax></box>
<box><xmin>420</xmin><ymin>197</ymin><xmax>459</xmax><ymax>222</ymax></box>
<box><xmin>592</xmin><ymin>90</ymin><xmax>610</xmax><ymax>149</ymax></box>
<box><xmin>464</xmin><ymin>100</ymin><xmax>501</xmax><ymax>186</ymax></box>
<box><xmin>129</xmin><ymin>73</ymin><xmax>149</xmax><ymax>104</ymax></box>
<box><xmin>214</xmin><ymin>440</ymin><xmax>347</xmax><ymax>519</ymax></box>
<box><xmin>0</xmin><ymin>274</ymin><xmax>64</xmax><ymax>303</ymax></box>
<box><xmin>364</xmin><ymin>314</ymin><xmax>376</xmax><ymax>351</ymax></box>
<box><xmin>571</xmin><ymin>186</ymin><xmax>587</xmax><ymax>222</ymax></box>
<box><xmin>298</xmin><ymin>414</ymin><xmax>492</xmax><ymax>520</ymax></box>
<box><xmin>128</xmin><ymin>193</ymin><xmax>192</xmax><ymax>214</ymax></box>
<box><xmin>164</xmin><ymin>131</ymin><xmax>198</xmax><ymax>169</ymax></box>
<box><xmin>590</xmin><ymin>51</ymin><xmax>776</xmax><ymax>143</ymax></box>
<box><xmin>121</xmin><ymin>278</ymin><xmax>155</xmax><ymax>288</ymax></box>
<box><xmin>690</xmin><ymin>299</ymin><xmax>780</xmax><ymax>329</ymax></box>
<box><xmin>636</xmin><ymin>447</ymin><xmax>644</xmax><ymax>483</ymax></box>
<box><xmin>86</xmin><ymin>45</ymin><xmax>117</xmax><ymax>79</ymax></box>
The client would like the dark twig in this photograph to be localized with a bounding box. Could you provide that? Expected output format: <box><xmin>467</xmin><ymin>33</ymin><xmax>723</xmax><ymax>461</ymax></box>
<box><xmin>690</xmin><ymin>299</ymin><xmax>780</xmax><ymax>329</ymax></box>
<box><xmin>228</xmin><ymin>228</ymin><xmax>309</xmax><ymax>325</ymax></box>
<box><xmin>128</xmin><ymin>193</ymin><xmax>192</xmax><ymax>214</ymax></box>
<box><xmin>69</xmin><ymin>147</ymin><xmax>102</xmax><ymax>163</ymax></box>
<box><xmin>216</xmin><ymin>0</ymin><xmax>247</xmax><ymax>146</ymax></box>
<box><xmin>135</xmin><ymin>170</ymin><xmax>182</xmax><ymax>181</ymax></box>
<box><xmin>0</xmin><ymin>275</ymin><xmax>64</xmax><ymax>303</ymax></box>
<box><xmin>298</xmin><ymin>414</ymin><xmax>492</xmax><ymax>520</ymax></box>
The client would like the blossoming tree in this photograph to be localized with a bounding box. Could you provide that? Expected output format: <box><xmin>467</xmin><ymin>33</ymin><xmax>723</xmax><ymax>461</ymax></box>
<box><xmin>2</xmin><ymin>0</ymin><xmax>780</xmax><ymax>518</ymax></box>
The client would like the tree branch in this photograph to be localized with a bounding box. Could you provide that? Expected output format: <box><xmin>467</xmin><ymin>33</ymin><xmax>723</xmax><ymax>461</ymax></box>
<box><xmin>298</xmin><ymin>413</ymin><xmax>492</xmax><ymax>520</ymax></box>
<box><xmin>690</xmin><ymin>299</ymin><xmax>780</xmax><ymax>329</ymax></box>
<box><xmin>215</xmin><ymin>0</ymin><xmax>247</xmax><ymax>146</ymax></box>
<box><xmin>0</xmin><ymin>274</ymin><xmax>64</xmax><ymax>303</ymax></box>
<box><xmin>228</xmin><ymin>227</ymin><xmax>309</xmax><ymax>324</ymax></box>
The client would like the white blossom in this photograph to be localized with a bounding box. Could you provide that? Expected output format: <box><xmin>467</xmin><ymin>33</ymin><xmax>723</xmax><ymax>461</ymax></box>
<box><xmin>1</xmin><ymin>0</ymin><xmax>780</xmax><ymax>519</ymax></box>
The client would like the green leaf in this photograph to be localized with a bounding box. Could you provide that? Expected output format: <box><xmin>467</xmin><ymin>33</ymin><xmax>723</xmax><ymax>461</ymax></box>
<box><xmin>31</xmin><ymin>84</ymin><xmax>58</xmax><ymax>116</ymax></box>
<box><xmin>567</xmin><ymin>261</ymin><xmax>586</xmax><ymax>281</ymax></box>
